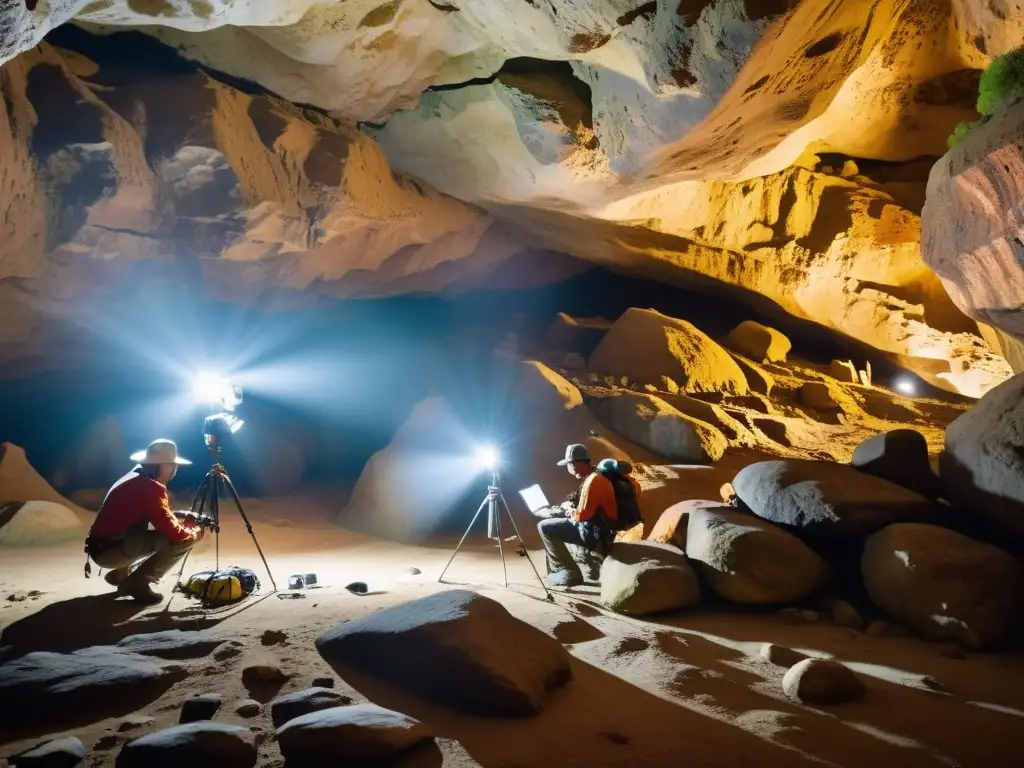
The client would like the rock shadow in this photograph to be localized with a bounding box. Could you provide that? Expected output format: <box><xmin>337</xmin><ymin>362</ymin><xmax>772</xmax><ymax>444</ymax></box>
<box><xmin>0</xmin><ymin>594</ymin><xmax>224</xmax><ymax>659</ymax></box>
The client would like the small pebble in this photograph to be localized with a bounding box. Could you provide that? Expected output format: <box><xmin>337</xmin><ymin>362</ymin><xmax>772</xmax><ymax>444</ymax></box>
<box><xmin>261</xmin><ymin>629</ymin><xmax>288</xmax><ymax>646</ymax></box>
<box><xmin>93</xmin><ymin>735</ymin><xmax>119</xmax><ymax>750</ymax></box>
<box><xmin>831</xmin><ymin>601</ymin><xmax>863</xmax><ymax>630</ymax></box>
<box><xmin>236</xmin><ymin>699</ymin><xmax>261</xmax><ymax>717</ymax></box>
<box><xmin>118</xmin><ymin>715</ymin><xmax>155</xmax><ymax>732</ymax></box>
<box><xmin>180</xmin><ymin>692</ymin><xmax>222</xmax><ymax>724</ymax></box>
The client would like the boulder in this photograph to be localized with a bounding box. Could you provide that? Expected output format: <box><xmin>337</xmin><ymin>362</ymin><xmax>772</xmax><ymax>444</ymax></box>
<box><xmin>685</xmin><ymin>505</ymin><xmax>828</xmax><ymax>604</ymax></box>
<box><xmin>315</xmin><ymin>590</ymin><xmax>572</xmax><ymax>716</ymax></box>
<box><xmin>9</xmin><ymin>736</ymin><xmax>85</xmax><ymax>767</ymax></box>
<box><xmin>733</xmin><ymin>459</ymin><xmax>939</xmax><ymax>542</ymax></box>
<box><xmin>759</xmin><ymin>644</ymin><xmax>809</xmax><ymax>668</ymax></box>
<box><xmin>276</xmin><ymin>704</ymin><xmax>432</xmax><ymax>765</ymax></box>
<box><xmin>659</xmin><ymin>392</ymin><xmax>747</xmax><ymax>441</ymax></box>
<box><xmin>725</xmin><ymin>321</ymin><xmax>791</xmax><ymax>363</ymax></box>
<box><xmin>647</xmin><ymin>500</ymin><xmax>722</xmax><ymax>550</ymax></box>
<box><xmin>270</xmin><ymin>687</ymin><xmax>353</xmax><ymax>728</ymax></box>
<box><xmin>799</xmin><ymin>381</ymin><xmax>840</xmax><ymax>410</ymax></box>
<box><xmin>729</xmin><ymin>354</ymin><xmax>775</xmax><ymax>395</ymax></box>
<box><xmin>591</xmin><ymin>393</ymin><xmax>727</xmax><ymax>463</ymax></box>
<box><xmin>0</xmin><ymin>647</ymin><xmax>186</xmax><ymax>730</ymax></box>
<box><xmin>782</xmin><ymin>659</ymin><xmax>866</xmax><ymax>705</ymax></box>
<box><xmin>829</xmin><ymin>360</ymin><xmax>858</xmax><ymax>383</ymax></box>
<box><xmin>116</xmin><ymin>722</ymin><xmax>256</xmax><ymax>768</ymax></box>
<box><xmin>940</xmin><ymin>373</ymin><xmax>1024</xmax><ymax>541</ymax></box>
<box><xmin>588</xmin><ymin>308</ymin><xmax>748</xmax><ymax>395</ymax></box>
<box><xmin>115</xmin><ymin>630</ymin><xmax>226</xmax><ymax>660</ymax></box>
<box><xmin>0</xmin><ymin>500</ymin><xmax>83</xmax><ymax>546</ymax></box>
<box><xmin>852</xmin><ymin>429</ymin><xmax>941</xmax><ymax>500</ymax></box>
<box><xmin>518</xmin><ymin>360</ymin><xmax>584</xmax><ymax>416</ymax></box>
<box><xmin>862</xmin><ymin>523</ymin><xmax>1022</xmax><ymax>649</ymax></box>
<box><xmin>599</xmin><ymin>541</ymin><xmax>701</xmax><ymax>616</ymax></box>
<box><xmin>180</xmin><ymin>693</ymin><xmax>223</xmax><ymax>724</ymax></box>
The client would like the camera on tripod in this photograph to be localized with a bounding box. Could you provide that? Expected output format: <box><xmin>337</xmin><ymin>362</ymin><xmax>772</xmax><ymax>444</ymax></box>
<box><xmin>198</xmin><ymin>379</ymin><xmax>244</xmax><ymax>448</ymax></box>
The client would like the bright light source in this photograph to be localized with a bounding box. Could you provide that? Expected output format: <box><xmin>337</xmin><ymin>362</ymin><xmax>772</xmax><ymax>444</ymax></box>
<box><xmin>894</xmin><ymin>376</ymin><xmax>916</xmax><ymax>396</ymax></box>
<box><xmin>193</xmin><ymin>372</ymin><xmax>242</xmax><ymax>410</ymax></box>
<box><xmin>476</xmin><ymin>445</ymin><xmax>499</xmax><ymax>470</ymax></box>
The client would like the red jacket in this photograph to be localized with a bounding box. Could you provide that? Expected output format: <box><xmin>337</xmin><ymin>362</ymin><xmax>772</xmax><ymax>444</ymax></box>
<box><xmin>89</xmin><ymin>469</ymin><xmax>197</xmax><ymax>543</ymax></box>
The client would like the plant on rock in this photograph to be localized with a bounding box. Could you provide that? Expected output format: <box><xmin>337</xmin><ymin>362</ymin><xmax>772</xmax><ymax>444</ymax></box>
<box><xmin>948</xmin><ymin>45</ymin><xmax>1024</xmax><ymax>148</ymax></box>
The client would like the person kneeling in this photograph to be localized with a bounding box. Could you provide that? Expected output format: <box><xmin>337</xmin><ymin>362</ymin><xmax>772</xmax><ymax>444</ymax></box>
<box><xmin>537</xmin><ymin>444</ymin><xmax>641</xmax><ymax>589</ymax></box>
<box><xmin>85</xmin><ymin>439</ymin><xmax>204</xmax><ymax>605</ymax></box>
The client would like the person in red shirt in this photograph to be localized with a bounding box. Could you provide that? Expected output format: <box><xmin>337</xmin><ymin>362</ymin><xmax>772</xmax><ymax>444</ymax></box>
<box><xmin>87</xmin><ymin>439</ymin><xmax>204</xmax><ymax>604</ymax></box>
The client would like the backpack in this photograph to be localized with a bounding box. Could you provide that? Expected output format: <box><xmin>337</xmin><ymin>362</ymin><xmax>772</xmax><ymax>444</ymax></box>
<box><xmin>594</xmin><ymin>459</ymin><xmax>642</xmax><ymax>531</ymax></box>
<box><xmin>178</xmin><ymin>565</ymin><xmax>260</xmax><ymax>606</ymax></box>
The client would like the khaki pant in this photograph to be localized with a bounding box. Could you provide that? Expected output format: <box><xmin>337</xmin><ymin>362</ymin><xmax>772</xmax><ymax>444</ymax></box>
<box><xmin>90</xmin><ymin>530</ymin><xmax>196</xmax><ymax>591</ymax></box>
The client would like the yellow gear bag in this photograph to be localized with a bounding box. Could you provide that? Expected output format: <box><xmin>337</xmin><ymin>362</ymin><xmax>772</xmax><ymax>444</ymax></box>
<box><xmin>178</xmin><ymin>565</ymin><xmax>260</xmax><ymax>606</ymax></box>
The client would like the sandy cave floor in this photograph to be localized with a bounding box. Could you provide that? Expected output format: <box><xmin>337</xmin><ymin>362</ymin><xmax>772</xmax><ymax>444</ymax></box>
<box><xmin>3</xmin><ymin>493</ymin><xmax>1024</xmax><ymax>768</ymax></box>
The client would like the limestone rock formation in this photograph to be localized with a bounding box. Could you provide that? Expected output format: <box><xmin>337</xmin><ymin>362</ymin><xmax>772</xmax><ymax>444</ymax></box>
<box><xmin>725</xmin><ymin>321</ymin><xmax>791</xmax><ymax>363</ymax></box>
<box><xmin>589</xmin><ymin>308</ymin><xmax>748</xmax><ymax>395</ymax></box>
<box><xmin>0</xmin><ymin>37</ymin><xmax>533</xmax><ymax>372</ymax></box>
<box><xmin>862</xmin><ymin>523</ymin><xmax>1022</xmax><ymax>649</ymax></box>
<box><xmin>940</xmin><ymin>373</ymin><xmax>1024</xmax><ymax>541</ymax></box>
<box><xmin>733</xmin><ymin>459</ymin><xmax>940</xmax><ymax>542</ymax></box>
<box><xmin>685</xmin><ymin>504</ymin><xmax>828</xmax><ymax>604</ymax></box>
<box><xmin>591</xmin><ymin>392</ymin><xmax>728</xmax><ymax>463</ymax></box>
<box><xmin>315</xmin><ymin>590</ymin><xmax>572</xmax><ymax>716</ymax></box>
<box><xmin>923</xmin><ymin>98</ymin><xmax>1024</xmax><ymax>345</ymax></box>
<box><xmin>599</xmin><ymin>541</ymin><xmax>701</xmax><ymax>616</ymax></box>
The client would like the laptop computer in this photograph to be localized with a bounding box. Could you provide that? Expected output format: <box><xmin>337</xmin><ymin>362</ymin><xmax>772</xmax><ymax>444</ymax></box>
<box><xmin>518</xmin><ymin>484</ymin><xmax>550</xmax><ymax>514</ymax></box>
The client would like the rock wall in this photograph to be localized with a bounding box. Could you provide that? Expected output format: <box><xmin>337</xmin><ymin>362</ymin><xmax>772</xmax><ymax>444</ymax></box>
<box><xmin>922</xmin><ymin>98</ymin><xmax>1024</xmax><ymax>347</ymax></box>
<box><xmin>0</xmin><ymin>39</ymin><xmax>553</xmax><ymax>372</ymax></box>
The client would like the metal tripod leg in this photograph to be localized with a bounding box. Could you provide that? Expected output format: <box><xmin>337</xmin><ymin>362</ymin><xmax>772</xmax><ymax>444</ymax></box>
<box><xmin>174</xmin><ymin>470</ymin><xmax>215</xmax><ymax>587</ymax></box>
<box><xmin>498</xmin><ymin>490</ymin><xmax>554</xmax><ymax>601</ymax></box>
<box><xmin>219</xmin><ymin>471</ymin><xmax>277</xmax><ymax>592</ymax></box>
<box><xmin>438</xmin><ymin>496</ymin><xmax>489</xmax><ymax>584</ymax></box>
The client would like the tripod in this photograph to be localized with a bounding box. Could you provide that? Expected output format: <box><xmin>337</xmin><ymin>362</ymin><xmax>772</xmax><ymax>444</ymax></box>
<box><xmin>174</xmin><ymin>444</ymin><xmax>277</xmax><ymax>593</ymax></box>
<box><xmin>438</xmin><ymin>471</ymin><xmax>553</xmax><ymax>601</ymax></box>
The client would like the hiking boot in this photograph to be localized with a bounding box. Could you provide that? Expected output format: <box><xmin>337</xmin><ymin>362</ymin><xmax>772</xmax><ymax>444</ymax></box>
<box><xmin>119</xmin><ymin>583</ymin><xmax>164</xmax><ymax>605</ymax></box>
<box><xmin>546</xmin><ymin>569</ymin><xmax>583</xmax><ymax>589</ymax></box>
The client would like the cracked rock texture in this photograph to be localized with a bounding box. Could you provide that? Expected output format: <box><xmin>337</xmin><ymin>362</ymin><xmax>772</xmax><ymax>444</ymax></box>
<box><xmin>1</xmin><ymin>1</ymin><xmax>1022</xmax><ymax>393</ymax></box>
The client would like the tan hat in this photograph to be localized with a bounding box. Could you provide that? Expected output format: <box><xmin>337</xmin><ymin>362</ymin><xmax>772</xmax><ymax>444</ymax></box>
<box><xmin>130</xmin><ymin>438</ymin><xmax>192</xmax><ymax>466</ymax></box>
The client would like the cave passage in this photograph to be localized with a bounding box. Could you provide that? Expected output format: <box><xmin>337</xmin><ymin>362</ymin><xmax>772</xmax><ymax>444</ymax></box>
<box><xmin>0</xmin><ymin>264</ymin><xmax>859</xmax><ymax>500</ymax></box>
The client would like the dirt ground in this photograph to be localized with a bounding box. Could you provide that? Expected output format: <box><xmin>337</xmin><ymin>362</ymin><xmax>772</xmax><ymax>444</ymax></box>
<box><xmin>3</xmin><ymin>491</ymin><xmax>1024</xmax><ymax>768</ymax></box>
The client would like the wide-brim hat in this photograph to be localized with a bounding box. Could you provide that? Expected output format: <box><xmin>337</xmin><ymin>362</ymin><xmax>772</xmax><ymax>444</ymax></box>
<box><xmin>130</xmin><ymin>438</ymin><xmax>192</xmax><ymax>465</ymax></box>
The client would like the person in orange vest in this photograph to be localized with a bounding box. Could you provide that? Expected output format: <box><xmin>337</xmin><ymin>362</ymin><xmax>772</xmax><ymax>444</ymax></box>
<box><xmin>537</xmin><ymin>444</ymin><xmax>641</xmax><ymax>588</ymax></box>
<box><xmin>85</xmin><ymin>439</ymin><xmax>204</xmax><ymax>604</ymax></box>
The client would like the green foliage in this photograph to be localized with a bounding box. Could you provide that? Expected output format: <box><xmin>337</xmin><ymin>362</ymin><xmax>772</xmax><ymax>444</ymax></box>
<box><xmin>977</xmin><ymin>45</ymin><xmax>1024</xmax><ymax>115</ymax></box>
<box><xmin>947</xmin><ymin>119</ymin><xmax>983</xmax><ymax>149</ymax></box>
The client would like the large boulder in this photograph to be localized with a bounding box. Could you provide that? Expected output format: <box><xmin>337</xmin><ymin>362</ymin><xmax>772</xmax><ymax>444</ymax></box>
<box><xmin>115</xmin><ymin>630</ymin><xmax>226</xmax><ymax>660</ymax></box>
<box><xmin>591</xmin><ymin>393</ymin><xmax>727</xmax><ymax>463</ymax></box>
<box><xmin>862</xmin><ymin>523</ymin><xmax>1022</xmax><ymax>649</ymax></box>
<box><xmin>733</xmin><ymin>459</ymin><xmax>940</xmax><ymax>542</ymax></box>
<box><xmin>685</xmin><ymin>505</ymin><xmax>828</xmax><ymax>604</ymax></box>
<box><xmin>725</xmin><ymin>321</ymin><xmax>791</xmax><ymax>363</ymax></box>
<box><xmin>647</xmin><ymin>500</ymin><xmax>723</xmax><ymax>550</ymax></box>
<box><xmin>315</xmin><ymin>590</ymin><xmax>571</xmax><ymax>716</ymax></box>
<box><xmin>0</xmin><ymin>647</ymin><xmax>187</xmax><ymax>730</ymax></box>
<box><xmin>922</xmin><ymin>98</ymin><xmax>1024</xmax><ymax>346</ymax></box>
<box><xmin>116</xmin><ymin>722</ymin><xmax>256</xmax><ymax>768</ymax></box>
<box><xmin>276</xmin><ymin>704</ymin><xmax>433</xmax><ymax>765</ymax></box>
<box><xmin>599</xmin><ymin>541</ymin><xmax>701</xmax><ymax>616</ymax></box>
<box><xmin>8</xmin><ymin>737</ymin><xmax>85</xmax><ymax>767</ymax></box>
<box><xmin>0</xmin><ymin>500</ymin><xmax>83</xmax><ymax>546</ymax></box>
<box><xmin>852</xmin><ymin>429</ymin><xmax>941</xmax><ymax>500</ymax></box>
<box><xmin>588</xmin><ymin>308</ymin><xmax>748</xmax><ymax>395</ymax></box>
<box><xmin>940</xmin><ymin>373</ymin><xmax>1024</xmax><ymax>541</ymax></box>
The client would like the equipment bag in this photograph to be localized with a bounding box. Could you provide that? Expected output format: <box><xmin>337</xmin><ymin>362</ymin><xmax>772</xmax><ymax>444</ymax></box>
<box><xmin>594</xmin><ymin>459</ymin><xmax>642</xmax><ymax>531</ymax></box>
<box><xmin>178</xmin><ymin>565</ymin><xmax>260</xmax><ymax>606</ymax></box>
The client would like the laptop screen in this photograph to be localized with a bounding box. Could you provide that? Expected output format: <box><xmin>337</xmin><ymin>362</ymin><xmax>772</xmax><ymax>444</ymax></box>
<box><xmin>518</xmin><ymin>484</ymin><xmax>550</xmax><ymax>513</ymax></box>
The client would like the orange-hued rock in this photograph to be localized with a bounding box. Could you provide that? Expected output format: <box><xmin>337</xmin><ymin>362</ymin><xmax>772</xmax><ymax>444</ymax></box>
<box><xmin>922</xmin><ymin>99</ymin><xmax>1024</xmax><ymax>346</ymax></box>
